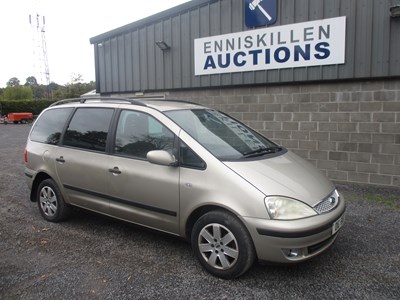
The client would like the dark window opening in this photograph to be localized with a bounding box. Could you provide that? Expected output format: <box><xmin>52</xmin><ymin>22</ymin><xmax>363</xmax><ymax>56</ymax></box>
<box><xmin>114</xmin><ymin>110</ymin><xmax>175</xmax><ymax>159</ymax></box>
<box><xmin>63</xmin><ymin>108</ymin><xmax>114</xmax><ymax>152</ymax></box>
<box><xmin>30</xmin><ymin>108</ymin><xmax>73</xmax><ymax>145</ymax></box>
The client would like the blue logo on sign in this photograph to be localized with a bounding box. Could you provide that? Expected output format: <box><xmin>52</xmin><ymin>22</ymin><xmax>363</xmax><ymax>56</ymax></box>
<box><xmin>245</xmin><ymin>0</ymin><xmax>277</xmax><ymax>27</ymax></box>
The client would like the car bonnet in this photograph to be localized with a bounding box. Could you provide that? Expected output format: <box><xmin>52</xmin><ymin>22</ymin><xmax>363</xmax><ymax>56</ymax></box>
<box><xmin>223</xmin><ymin>150</ymin><xmax>334</xmax><ymax>206</ymax></box>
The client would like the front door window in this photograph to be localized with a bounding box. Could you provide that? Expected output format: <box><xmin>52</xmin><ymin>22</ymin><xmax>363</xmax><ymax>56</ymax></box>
<box><xmin>114</xmin><ymin>110</ymin><xmax>175</xmax><ymax>159</ymax></box>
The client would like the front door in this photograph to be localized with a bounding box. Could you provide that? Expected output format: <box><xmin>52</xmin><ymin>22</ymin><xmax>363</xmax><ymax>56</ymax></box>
<box><xmin>106</xmin><ymin>110</ymin><xmax>180</xmax><ymax>234</ymax></box>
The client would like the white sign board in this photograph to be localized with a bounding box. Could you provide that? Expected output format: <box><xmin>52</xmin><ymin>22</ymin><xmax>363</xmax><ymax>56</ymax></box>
<box><xmin>194</xmin><ymin>17</ymin><xmax>346</xmax><ymax>76</ymax></box>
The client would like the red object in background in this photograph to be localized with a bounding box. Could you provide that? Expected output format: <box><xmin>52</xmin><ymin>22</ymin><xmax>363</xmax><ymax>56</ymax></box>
<box><xmin>6</xmin><ymin>112</ymin><xmax>33</xmax><ymax>124</ymax></box>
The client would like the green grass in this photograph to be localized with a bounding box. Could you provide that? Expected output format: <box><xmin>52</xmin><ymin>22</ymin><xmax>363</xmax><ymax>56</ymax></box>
<box><xmin>364</xmin><ymin>194</ymin><xmax>400</xmax><ymax>210</ymax></box>
<box><xmin>344</xmin><ymin>192</ymin><xmax>400</xmax><ymax>210</ymax></box>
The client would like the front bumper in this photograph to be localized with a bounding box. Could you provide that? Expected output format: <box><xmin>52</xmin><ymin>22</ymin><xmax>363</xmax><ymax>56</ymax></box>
<box><xmin>243</xmin><ymin>195</ymin><xmax>346</xmax><ymax>263</ymax></box>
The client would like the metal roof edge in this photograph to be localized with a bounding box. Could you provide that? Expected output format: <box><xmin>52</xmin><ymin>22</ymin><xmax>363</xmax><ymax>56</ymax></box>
<box><xmin>89</xmin><ymin>0</ymin><xmax>217</xmax><ymax>44</ymax></box>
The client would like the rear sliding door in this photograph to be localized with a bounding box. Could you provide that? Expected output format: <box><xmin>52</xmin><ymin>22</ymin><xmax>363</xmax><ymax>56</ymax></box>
<box><xmin>55</xmin><ymin>107</ymin><xmax>114</xmax><ymax>214</ymax></box>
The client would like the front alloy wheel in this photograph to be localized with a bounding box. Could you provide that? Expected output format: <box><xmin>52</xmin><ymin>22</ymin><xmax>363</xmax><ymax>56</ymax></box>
<box><xmin>191</xmin><ymin>210</ymin><xmax>255</xmax><ymax>279</ymax></box>
<box><xmin>198</xmin><ymin>223</ymin><xmax>239</xmax><ymax>270</ymax></box>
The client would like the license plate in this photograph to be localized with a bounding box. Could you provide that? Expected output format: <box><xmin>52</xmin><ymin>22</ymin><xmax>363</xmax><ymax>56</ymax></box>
<box><xmin>332</xmin><ymin>215</ymin><xmax>345</xmax><ymax>235</ymax></box>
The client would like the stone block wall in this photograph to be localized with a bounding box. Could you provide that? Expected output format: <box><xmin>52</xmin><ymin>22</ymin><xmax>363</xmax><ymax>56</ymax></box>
<box><xmin>166</xmin><ymin>78</ymin><xmax>400</xmax><ymax>188</ymax></box>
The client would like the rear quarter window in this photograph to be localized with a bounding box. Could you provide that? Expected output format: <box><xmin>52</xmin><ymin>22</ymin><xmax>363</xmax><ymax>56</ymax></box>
<box><xmin>30</xmin><ymin>108</ymin><xmax>73</xmax><ymax>145</ymax></box>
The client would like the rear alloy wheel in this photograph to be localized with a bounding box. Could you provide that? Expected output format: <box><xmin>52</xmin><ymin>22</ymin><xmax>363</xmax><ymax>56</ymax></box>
<box><xmin>37</xmin><ymin>179</ymin><xmax>70</xmax><ymax>222</ymax></box>
<box><xmin>191</xmin><ymin>210</ymin><xmax>255</xmax><ymax>279</ymax></box>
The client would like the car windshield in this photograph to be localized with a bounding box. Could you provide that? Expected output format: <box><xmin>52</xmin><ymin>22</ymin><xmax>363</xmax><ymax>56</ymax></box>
<box><xmin>165</xmin><ymin>109</ymin><xmax>280</xmax><ymax>160</ymax></box>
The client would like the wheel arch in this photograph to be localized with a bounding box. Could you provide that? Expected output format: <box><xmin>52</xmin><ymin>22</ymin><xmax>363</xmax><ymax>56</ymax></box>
<box><xmin>30</xmin><ymin>172</ymin><xmax>52</xmax><ymax>202</ymax></box>
<box><xmin>185</xmin><ymin>205</ymin><xmax>249</xmax><ymax>242</ymax></box>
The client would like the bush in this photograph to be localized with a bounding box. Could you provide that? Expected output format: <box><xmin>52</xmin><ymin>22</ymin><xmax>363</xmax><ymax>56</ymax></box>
<box><xmin>3</xmin><ymin>86</ymin><xmax>33</xmax><ymax>100</ymax></box>
<box><xmin>0</xmin><ymin>100</ymin><xmax>56</xmax><ymax>116</ymax></box>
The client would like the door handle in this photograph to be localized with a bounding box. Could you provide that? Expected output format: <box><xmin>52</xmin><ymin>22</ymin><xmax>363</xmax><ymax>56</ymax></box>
<box><xmin>56</xmin><ymin>156</ymin><xmax>65</xmax><ymax>163</ymax></box>
<box><xmin>108</xmin><ymin>167</ymin><xmax>121</xmax><ymax>175</ymax></box>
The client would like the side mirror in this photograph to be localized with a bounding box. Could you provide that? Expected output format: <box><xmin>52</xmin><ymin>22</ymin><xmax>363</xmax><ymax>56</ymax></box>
<box><xmin>147</xmin><ymin>150</ymin><xmax>177</xmax><ymax>167</ymax></box>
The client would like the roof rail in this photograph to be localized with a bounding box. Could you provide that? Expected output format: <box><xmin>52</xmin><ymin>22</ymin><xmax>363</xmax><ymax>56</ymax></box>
<box><xmin>142</xmin><ymin>98</ymin><xmax>200</xmax><ymax>106</ymax></box>
<box><xmin>50</xmin><ymin>97</ymin><xmax>147</xmax><ymax>107</ymax></box>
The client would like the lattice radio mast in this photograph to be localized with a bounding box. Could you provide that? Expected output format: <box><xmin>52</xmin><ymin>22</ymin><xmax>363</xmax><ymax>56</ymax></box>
<box><xmin>29</xmin><ymin>13</ymin><xmax>50</xmax><ymax>85</ymax></box>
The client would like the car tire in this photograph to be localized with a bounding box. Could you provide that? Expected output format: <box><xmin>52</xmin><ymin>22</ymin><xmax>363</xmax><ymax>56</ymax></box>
<box><xmin>37</xmin><ymin>179</ymin><xmax>71</xmax><ymax>222</ymax></box>
<box><xmin>191</xmin><ymin>210</ymin><xmax>256</xmax><ymax>279</ymax></box>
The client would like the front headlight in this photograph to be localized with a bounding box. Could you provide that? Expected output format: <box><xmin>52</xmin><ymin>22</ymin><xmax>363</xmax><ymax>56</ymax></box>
<box><xmin>265</xmin><ymin>196</ymin><xmax>317</xmax><ymax>220</ymax></box>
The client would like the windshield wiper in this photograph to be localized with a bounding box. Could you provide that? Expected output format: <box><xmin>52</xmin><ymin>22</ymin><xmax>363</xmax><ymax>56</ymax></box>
<box><xmin>243</xmin><ymin>146</ymin><xmax>282</xmax><ymax>158</ymax></box>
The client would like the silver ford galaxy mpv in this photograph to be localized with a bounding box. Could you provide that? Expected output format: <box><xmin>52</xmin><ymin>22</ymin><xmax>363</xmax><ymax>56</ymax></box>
<box><xmin>25</xmin><ymin>97</ymin><xmax>345</xmax><ymax>278</ymax></box>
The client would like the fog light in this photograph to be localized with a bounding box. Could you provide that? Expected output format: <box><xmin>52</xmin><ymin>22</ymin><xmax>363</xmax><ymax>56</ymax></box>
<box><xmin>283</xmin><ymin>248</ymin><xmax>302</xmax><ymax>258</ymax></box>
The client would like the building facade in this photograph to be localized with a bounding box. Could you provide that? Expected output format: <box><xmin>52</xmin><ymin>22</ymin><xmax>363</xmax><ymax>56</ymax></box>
<box><xmin>90</xmin><ymin>0</ymin><xmax>400</xmax><ymax>187</ymax></box>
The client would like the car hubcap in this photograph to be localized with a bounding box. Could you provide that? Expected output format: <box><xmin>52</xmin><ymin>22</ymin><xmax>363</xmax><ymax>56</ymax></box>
<box><xmin>198</xmin><ymin>223</ymin><xmax>239</xmax><ymax>270</ymax></box>
<box><xmin>39</xmin><ymin>186</ymin><xmax>57</xmax><ymax>217</ymax></box>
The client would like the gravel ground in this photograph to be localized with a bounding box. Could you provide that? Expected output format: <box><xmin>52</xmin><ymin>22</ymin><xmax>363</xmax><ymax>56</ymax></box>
<box><xmin>0</xmin><ymin>124</ymin><xmax>399</xmax><ymax>299</ymax></box>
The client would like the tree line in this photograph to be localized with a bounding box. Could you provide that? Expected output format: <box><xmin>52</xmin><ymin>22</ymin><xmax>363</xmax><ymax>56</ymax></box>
<box><xmin>0</xmin><ymin>75</ymin><xmax>96</xmax><ymax>101</ymax></box>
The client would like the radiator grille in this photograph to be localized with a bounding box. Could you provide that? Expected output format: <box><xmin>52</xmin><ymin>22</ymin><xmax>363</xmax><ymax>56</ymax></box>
<box><xmin>314</xmin><ymin>190</ymin><xmax>340</xmax><ymax>214</ymax></box>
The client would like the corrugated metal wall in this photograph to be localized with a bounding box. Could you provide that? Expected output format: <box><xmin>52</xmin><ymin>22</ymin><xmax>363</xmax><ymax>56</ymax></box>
<box><xmin>91</xmin><ymin>0</ymin><xmax>400</xmax><ymax>94</ymax></box>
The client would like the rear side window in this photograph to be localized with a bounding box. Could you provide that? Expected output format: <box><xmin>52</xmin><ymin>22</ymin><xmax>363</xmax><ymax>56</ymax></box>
<box><xmin>63</xmin><ymin>108</ymin><xmax>114</xmax><ymax>152</ymax></box>
<box><xmin>30</xmin><ymin>108</ymin><xmax>73</xmax><ymax>145</ymax></box>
